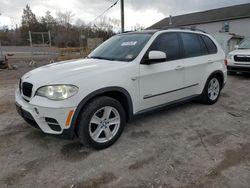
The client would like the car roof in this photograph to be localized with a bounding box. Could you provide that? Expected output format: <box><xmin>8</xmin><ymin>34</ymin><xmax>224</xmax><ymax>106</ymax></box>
<box><xmin>119</xmin><ymin>30</ymin><xmax>158</xmax><ymax>35</ymax></box>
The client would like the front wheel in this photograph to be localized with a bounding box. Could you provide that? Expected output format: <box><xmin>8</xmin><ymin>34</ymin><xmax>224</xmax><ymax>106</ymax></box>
<box><xmin>200</xmin><ymin>75</ymin><xmax>222</xmax><ymax>105</ymax></box>
<box><xmin>77</xmin><ymin>96</ymin><xmax>126</xmax><ymax>149</ymax></box>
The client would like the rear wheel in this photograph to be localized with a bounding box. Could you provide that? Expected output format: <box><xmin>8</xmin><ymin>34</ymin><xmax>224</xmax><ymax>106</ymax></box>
<box><xmin>201</xmin><ymin>75</ymin><xmax>222</xmax><ymax>105</ymax></box>
<box><xmin>77</xmin><ymin>96</ymin><xmax>126</xmax><ymax>149</ymax></box>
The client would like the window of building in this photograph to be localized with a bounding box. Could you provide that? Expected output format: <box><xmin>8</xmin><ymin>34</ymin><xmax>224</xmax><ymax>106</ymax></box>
<box><xmin>223</xmin><ymin>21</ymin><xmax>230</xmax><ymax>32</ymax></box>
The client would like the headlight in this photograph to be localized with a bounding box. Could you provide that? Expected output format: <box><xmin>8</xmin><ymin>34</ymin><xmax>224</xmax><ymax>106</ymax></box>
<box><xmin>36</xmin><ymin>85</ymin><xmax>78</xmax><ymax>100</ymax></box>
<box><xmin>227</xmin><ymin>54</ymin><xmax>233</xmax><ymax>59</ymax></box>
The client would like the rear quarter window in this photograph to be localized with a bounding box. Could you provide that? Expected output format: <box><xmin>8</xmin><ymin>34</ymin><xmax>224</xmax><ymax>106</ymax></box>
<box><xmin>201</xmin><ymin>35</ymin><xmax>218</xmax><ymax>54</ymax></box>
<box><xmin>180</xmin><ymin>33</ymin><xmax>208</xmax><ymax>58</ymax></box>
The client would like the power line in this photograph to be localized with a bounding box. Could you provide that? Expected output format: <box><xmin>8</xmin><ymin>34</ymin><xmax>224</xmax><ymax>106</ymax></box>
<box><xmin>89</xmin><ymin>0</ymin><xmax>119</xmax><ymax>26</ymax></box>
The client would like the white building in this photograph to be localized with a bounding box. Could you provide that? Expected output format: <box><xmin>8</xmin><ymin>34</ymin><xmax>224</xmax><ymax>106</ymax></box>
<box><xmin>149</xmin><ymin>3</ymin><xmax>250</xmax><ymax>54</ymax></box>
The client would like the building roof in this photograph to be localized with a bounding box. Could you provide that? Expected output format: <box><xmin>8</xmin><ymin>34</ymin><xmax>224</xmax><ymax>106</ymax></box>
<box><xmin>149</xmin><ymin>3</ymin><xmax>250</xmax><ymax>29</ymax></box>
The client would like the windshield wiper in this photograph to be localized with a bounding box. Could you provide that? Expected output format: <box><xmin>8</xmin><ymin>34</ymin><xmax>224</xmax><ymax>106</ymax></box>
<box><xmin>88</xmin><ymin>56</ymin><xmax>115</xmax><ymax>61</ymax></box>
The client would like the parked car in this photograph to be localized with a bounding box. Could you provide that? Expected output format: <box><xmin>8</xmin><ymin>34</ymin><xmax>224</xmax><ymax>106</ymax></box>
<box><xmin>227</xmin><ymin>38</ymin><xmax>250</xmax><ymax>74</ymax></box>
<box><xmin>16</xmin><ymin>28</ymin><xmax>227</xmax><ymax>149</ymax></box>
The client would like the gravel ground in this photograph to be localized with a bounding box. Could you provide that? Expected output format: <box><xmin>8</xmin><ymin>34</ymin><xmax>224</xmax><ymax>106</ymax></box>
<box><xmin>0</xmin><ymin>61</ymin><xmax>250</xmax><ymax>188</ymax></box>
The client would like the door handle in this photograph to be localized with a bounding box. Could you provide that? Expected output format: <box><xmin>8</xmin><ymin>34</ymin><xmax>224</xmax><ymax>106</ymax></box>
<box><xmin>131</xmin><ymin>76</ymin><xmax>138</xmax><ymax>81</ymax></box>
<box><xmin>175</xmin><ymin>66</ymin><xmax>185</xmax><ymax>70</ymax></box>
<box><xmin>207</xmin><ymin>60</ymin><xmax>214</xmax><ymax>64</ymax></box>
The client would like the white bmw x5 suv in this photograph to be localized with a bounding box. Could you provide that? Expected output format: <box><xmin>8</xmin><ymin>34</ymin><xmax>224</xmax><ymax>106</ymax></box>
<box><xmin>16</xmin><ymin>28</ymin><xmax>227</xmax><ymax>149</ymax></box>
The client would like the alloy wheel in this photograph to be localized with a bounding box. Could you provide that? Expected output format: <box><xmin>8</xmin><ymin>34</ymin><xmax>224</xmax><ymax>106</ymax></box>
<box><xmin>89</xmin><ymin>106</ymin><xmax>121</xmax><ymax>143</ymax></box>
<box><xmin>208</xmin><ymin>78</ymin><xmax>220</xmax><ymax>101</ymax></box>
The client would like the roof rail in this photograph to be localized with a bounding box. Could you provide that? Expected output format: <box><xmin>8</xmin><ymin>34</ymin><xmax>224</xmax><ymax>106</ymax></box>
<box><xmin>121</xmin><ymin>30</ymin><xmax>133</xmax><ymax>33</ymax></box>
<box><xmin>160</xmin><ymin>26</ymin><xmax>207</xmax><ymax>33</ymax></box>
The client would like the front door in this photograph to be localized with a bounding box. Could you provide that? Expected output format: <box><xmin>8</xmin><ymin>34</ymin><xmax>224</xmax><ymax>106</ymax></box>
<box><xmin>139</xmin><ymin>32</ymin><xmax>185</xmax><ymax>111</ymax></box>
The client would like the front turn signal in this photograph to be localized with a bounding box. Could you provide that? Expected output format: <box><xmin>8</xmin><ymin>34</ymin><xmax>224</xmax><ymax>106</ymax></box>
<box><xmin>66</xmin><ymin>110</ymin><xmax>74</xmax><ymax>128</ymax></box>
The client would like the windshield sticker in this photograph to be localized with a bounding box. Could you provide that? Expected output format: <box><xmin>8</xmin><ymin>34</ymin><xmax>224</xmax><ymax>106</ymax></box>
<box><xmin>126</xmin><ymin>54</ymin><xmax>134</xmax><ymax>59</ymax></box>
<box><xmin>121</xmin><ymin>41</ymin><xmax>137</xmax><ymax>46</ymax></box>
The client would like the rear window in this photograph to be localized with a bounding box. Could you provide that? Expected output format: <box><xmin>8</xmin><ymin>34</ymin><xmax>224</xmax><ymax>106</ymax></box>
<box><xmin>180</xmin><ymin>33</ymin><xmax>208</xmax><ymax>58</ymax></box>
<box><xmin>201</xmin><ymin>35</ymin><xmax>218</xmax><ymax>54</ymax></box>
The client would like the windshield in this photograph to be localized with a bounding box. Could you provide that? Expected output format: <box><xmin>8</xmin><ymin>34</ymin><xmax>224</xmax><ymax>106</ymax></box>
<box><xmin>88</xmin><ymin>33</ymin><xmax>152</xmax><ymax>62</ymax></box>
<box><xmin>239</xmin><ymin>38</ymin><xmax>250</xmax><ymax>49</ymax></box>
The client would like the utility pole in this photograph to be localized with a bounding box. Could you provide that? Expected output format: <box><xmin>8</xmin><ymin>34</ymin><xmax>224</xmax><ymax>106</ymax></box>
<box><xmin>121</xmin><ymin>0</ymin><xmax>124</xmax><ymax>32</ymax></box>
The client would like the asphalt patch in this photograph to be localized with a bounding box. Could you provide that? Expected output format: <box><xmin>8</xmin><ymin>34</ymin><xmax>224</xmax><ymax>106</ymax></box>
<box><xmin>128</xmin><ymin>156</ymin><xmax>155</xmax><ymax>170</ymax></box>
<box><xmin>60</xmin><ymin>142</ymin><xmax>92</xmax><ymax>162</ymax></box>
<box><xmin>63</xmin><ymin>172</ymin><xmax>117</xmax><ymax>188</ymax></box>
<box><xmin>129</xmin><ymin>130</ymin><xmax>150</xmax><ymax>138</ymax></box>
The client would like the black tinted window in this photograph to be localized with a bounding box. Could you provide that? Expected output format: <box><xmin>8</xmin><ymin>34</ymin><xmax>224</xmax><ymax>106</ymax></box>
<box><xmin>181</xmin><ymin>33</ymin><xmax>208</xmax><ymax>58</ymax></box>
<box><xmin>198</xmin><ymin>36</ymin><xmax>209</xmax><ymax>55</ymax></box>
<box><xmin>201</xmin><ymin>35</ymin><xmax>217</xmax><ymax>54</ymax></box>
<box><xmin>149</xmin><ymin>33</ymin><xmax>180</xmax><ymax>61</ymax></box>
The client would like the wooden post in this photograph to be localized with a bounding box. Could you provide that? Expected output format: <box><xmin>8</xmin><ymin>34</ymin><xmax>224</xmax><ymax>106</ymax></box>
<box><xmin>48</xmin><ymin>30</ymin><xmax>51</xmax><ymax>47</ymax></box>
<box><xmin>29</xmin><ymin>31</ymin><xmax>32</xmax><ymax>47</ymax></box>
<box><xmin>42</xmin><ymin>33</ymin><xmax>45</xmax><ymax>46</ymax></box>
<box><xmin>121</xmin><ymin>0</ymin><xmax>125</xmax><ymax>32</ymax></box>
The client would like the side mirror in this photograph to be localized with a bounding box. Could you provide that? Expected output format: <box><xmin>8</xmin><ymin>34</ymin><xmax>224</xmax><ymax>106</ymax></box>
<box><xmin>145</xmin><ymin>51</ymin><xmax>167</xmax><ymax>64</ymax></box>
<box><xmin>235</xmin><ymin>45</ymin><xmax>239</xmax><ymax>49</ymax></box>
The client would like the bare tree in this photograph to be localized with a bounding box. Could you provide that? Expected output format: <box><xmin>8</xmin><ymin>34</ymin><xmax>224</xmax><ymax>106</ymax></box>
<box><xmin>75</xmin><ymin>19</ymin><xmax>86</xmax><ymax>27</ymax></box>
<box><xmin>133</xmin><ymin>23</ymin><xmax>145</xmax><ymax>31</ymax></box>
<box><xmin>56</xmin><ymin>11</ymin><xmax>75</xmax><ymax>28</ymax></box>
<box><xmin>94</xmin><ymin>16</ymin><xmax>120</xmax><ymax>32</ymax></box>
<box><xmin>0</xmin><ymin>5</ymin><xmax>115</xmax><ymax>47</ymax></box>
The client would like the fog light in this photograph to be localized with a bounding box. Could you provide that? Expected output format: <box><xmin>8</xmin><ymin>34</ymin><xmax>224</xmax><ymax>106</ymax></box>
<box><xmin>34</xmin><ymin>108</ymin><xmax>39</xmax><ymax>115</ymax></box>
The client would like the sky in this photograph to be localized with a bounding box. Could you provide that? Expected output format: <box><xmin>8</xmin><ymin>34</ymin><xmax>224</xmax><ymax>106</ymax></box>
<box><xmin>0</xmin><ymin>0</ymin><xmax>250</xmax><ymax>30</ymax></box>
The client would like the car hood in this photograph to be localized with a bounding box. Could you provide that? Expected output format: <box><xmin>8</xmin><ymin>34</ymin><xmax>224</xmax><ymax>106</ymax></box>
<box><xmin>229</xmin><ymin>49</ymin><xmax>250</xmax><ymax>55</ymax></box>
<box><xmin>22</xmin><ymin>58</ymin><xmax>127</xmax><ymax>85</ymax></box>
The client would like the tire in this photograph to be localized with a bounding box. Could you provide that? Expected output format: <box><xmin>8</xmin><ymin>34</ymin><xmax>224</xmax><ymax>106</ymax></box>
<box><xmin>77</xmin><ymin>96</ymin><xmax>126</xmax><ymax>149</ymax></box>
<box><xmin>200</xmin><ymin>75</ymin><xmax>222</xmax><ymax>105</ymax></box>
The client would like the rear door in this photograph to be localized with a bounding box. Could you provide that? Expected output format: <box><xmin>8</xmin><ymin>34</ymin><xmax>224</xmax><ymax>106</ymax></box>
<box><xmin>179</xmin><ymin>32</ymin><xmax>212</xmax><ymax>96</ymax></box>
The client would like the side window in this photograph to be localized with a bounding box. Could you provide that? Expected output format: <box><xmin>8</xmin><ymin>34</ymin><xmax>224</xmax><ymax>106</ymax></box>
<box><xmin>149</xmin><ymin>33</ymin><xmax>180</xmax><ymax>61</ymax></box>
<box><xmin>180</xmin><ymin>33</ymin><xmax>208</xmax><ymax>58</ymax></box>
<box><xmin>201</xmin><ymin>35</ymin><xmax>218</xmax><ymax>54</ymax></box>
<box><xmin>198</xmin><ymin>36</ymin><xmax>209</xmax><ymax>55</ymax></box>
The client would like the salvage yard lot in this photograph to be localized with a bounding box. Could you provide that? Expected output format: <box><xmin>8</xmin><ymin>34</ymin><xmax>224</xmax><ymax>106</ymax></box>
<box><xmin>0</xmin><ymin>62</ymin><xmax>250</xmax><ymax>188</ymax></box>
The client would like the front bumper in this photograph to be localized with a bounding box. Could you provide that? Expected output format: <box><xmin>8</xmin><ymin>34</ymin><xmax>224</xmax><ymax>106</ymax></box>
<box><xmin>15</xmin><ymin>89</ymin><xmax>76</xmax><ymax>138</ymax></box>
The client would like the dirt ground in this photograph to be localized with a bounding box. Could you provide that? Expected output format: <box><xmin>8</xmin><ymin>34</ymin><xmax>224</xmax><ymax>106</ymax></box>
<box><xmin>0</xmin><ymin>61</ymin><xmax>250</xmax><ymax>188</ymax></box>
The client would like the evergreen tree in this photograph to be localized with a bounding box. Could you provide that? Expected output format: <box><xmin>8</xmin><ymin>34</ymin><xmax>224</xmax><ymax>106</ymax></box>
<box><xmin>20</xmin><ymin>4</ymin><xmax>41</xmax><ymax>44</ymax></box>
<box><xmin>21</xmin><ymin>4</ymin><xmax>38</xmax><ymax>28</ymax></box>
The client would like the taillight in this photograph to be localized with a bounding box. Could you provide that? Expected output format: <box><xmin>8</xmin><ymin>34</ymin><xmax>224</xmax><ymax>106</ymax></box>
<box><xmin>224</xmin><ymin>59</ymin><xmax>228</xmax><ymax>66</ymax></box>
